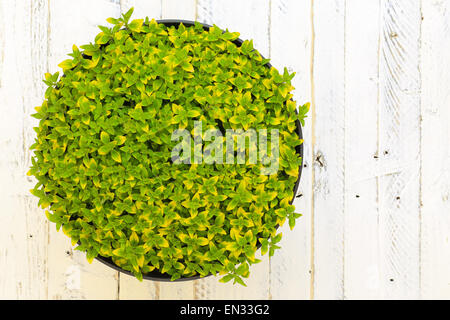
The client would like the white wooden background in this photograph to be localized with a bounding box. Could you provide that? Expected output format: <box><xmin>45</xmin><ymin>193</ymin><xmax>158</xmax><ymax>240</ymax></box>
<box><xmin>0</xmin><ymin>0</ymin><xmax>449</xmax><ymax>300</ymax></box>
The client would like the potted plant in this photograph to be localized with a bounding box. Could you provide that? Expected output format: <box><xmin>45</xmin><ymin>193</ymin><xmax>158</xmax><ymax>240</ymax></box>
<box><xmin>29</xmin><ymin>8</ymin><xmax>309</xmax><ymax>285</ymax></box>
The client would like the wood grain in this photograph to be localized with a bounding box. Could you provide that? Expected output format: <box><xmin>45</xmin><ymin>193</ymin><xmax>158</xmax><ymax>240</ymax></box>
<box><xmin>268</xmin><ymin>0</ymin><xmax>312</xmax><ymax>300</ymax></box>
<box><xmin>118</xmin><ymin>0</ymin><xmax>199</xmax><ymax>301</ymax></box>
<box><xmin>46</xmin><ymin>0</ymin><xmax>121</xmax><ymax>300</ymax></box>
<box><xmin>343</xmin><ymin>0</ymin><xmax>381</xmax><ymax>299</ymax></box>
<box><xmin>158</xmin><ymin>0</ymin><xmax>197</xmax><ymax>300</ymax></box>
<box><xmin>116</xmin><ymin>0</ymin><xmax>162</xmax><ymax>301</ymax></box>
<box><xmin>120</xmin><ymin>0</ymin><xmax>162</xmax><ymax>20</ymax></box>
<box><xmin>195</xmin><ymin>0</ymin><xmax>272</xmax><ymax>299</ymax></box>
<box><xmin>161</xmin><ymin>0</ymin><xmax>196</xmax><ymax>21</ymax></box>
<box><xmin>0</xmin><ymin>0</ymin><xmax>49</xmax><ymax>299</ymax></box>
<box><xmin>310</xmin><ymin>0</ymin><xmax>346</xmax><ymax>299</ymax></box>
<box><xmin>0</xmin><ymin>0</ymin><xmax>449</xmax><ymax>300</ymax></box>
<box><xmin>378</xmin><ymin>0</ymin><xmax>422</xmax><ymax>299</ymax></box>
<box><xmin>420</xmin><ymin>0</ymin><xmax>450</xmax><ymax>300</ymax></box>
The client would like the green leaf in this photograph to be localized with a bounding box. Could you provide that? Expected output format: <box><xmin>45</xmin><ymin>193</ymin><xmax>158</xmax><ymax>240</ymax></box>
<box><xmin>219</xmin><ymin>274</ymin><xmax>234</xmax><ymax>283</ymax></box>
<box><xmin>272</xmin><ymin>233</ymin><xmax>282</xmax><ymax>244</ymax></box>
<box><xmin>233</xmin><ymin>275</ymin><xmax>247</xmax><ymax>287</ymax></box>
<box><xmin>260</xmin><ymin>239</ymin><xmax>269</xmax><ymax>256</ymax></box>
<box><xmin>181</xmin><ymin>61</ymin><xmax>194</xmax><ymax>72</ymax></box>
<box><xmin>187</xmin><ymin>109</ymin><xmax>201</xmax><ymax>117</ymax></box>
<box><xmin>297</xmin><ymin>102</ymin><xmax>310</xmax><ymax>126</ymax></box>
<box><xmin>98</xmin><ymin>145</ymin><xmax>111</xmax><ymax>155</ymax></box>
<box><xmin>128</xmin><ymin>19</ymin><xmax>144</xmax><ymax>32</ymax></box>
<box><xmin>106</xmin><ymin>17</ymin><xmax>119</xmax><ymax>25</ymax></box>
<box><xmin>111</xmin><ymin>150</ymin><xmax>122</xmax><ymax>163</ymax></box>
<box><xmin>135</xmin><ymin>272</ymin><xmax>143</xmax><ymax>281</ymax></box>
<box><xmin>30</xmin><ymin>16</ymin><xmax>309</xmax><ymax>285</ymax></box>
<box><xmin>95</xmin><ymin>32</ymin><xmax>111</xmax><ymax>45</ymax></box>
<box><xmin>130</xmin><ymin>231</ymin><xmax>139</xmax><ymax>245</ymax></box>
<box><xmin>58</xmin><ymin>59</ymin><xmax>75</xmax><ymax>70</ymax></box>
<box><xmin>197</xmin><ymin>237</ymin><xmax>209</xmax><ymax>246</ymax></box>
<box><xmin>100</xmin><ymin>131</ymin><xmax>110</xmax><ymax>143</ymax></box>
<box><xmin>122</xmin><ymin>7</ymin><xmax>134</xmax><ymax>24</ymax></box>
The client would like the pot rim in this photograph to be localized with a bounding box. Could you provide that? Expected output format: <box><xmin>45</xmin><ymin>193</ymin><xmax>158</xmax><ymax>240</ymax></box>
<box><xmin>92</xmin><ymin>19</ymin><xmax>304</xmax><ymax>282</ymax></box>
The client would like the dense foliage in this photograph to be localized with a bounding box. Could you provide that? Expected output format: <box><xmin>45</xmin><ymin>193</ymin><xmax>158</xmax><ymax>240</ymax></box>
<box><xmin>29</xmin><ymin>8</ymin><xmax>309</xmax><ymax>284</ymax></box>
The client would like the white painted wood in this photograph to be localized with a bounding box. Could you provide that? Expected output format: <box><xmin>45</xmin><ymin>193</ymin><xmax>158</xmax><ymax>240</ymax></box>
<box><xmin>46</xmin><ymin>0</ymin><xmax>121</xmax><ymax>300</ymax></box>
<box><xmin>116</xmin><ymin>1</ymin><xmax>162</xmax><ymax>300</ymax></box>
<box><xmin>118</xmin><ymin>0</ymin><xmax>199</xmax><ymax>301</ymax></box>
<box><xmin>310</xmin><ymin>0</ymin><xmax>346</xmax><ymax>299</ymax></box>
<box><xmin>118</xmin><ymin>273</ymin><xmax>159</xmax><ymax>300</ymax></box>
<box><xmin>0</xmin><ymin>0</ymin><xmax>49</xmax><ymax>299</ymax></box>
<box><xmin>194</xmin><ymin>0</ymin><xmax>272</xmax><ymax>299</ymax></box>
<box><xmin>377</xmin><ymin>0</ymin><xmax>422</xmax><ymax>299</ymax></box>
<box><xmin>268</xmin><ymin>0</ymin><xmax>312</xmax><ymax>300</ymax></box>
<box><xmin>1</xmin><ymin>0</ymin><xmax>450</xmax><ymax>300</ymax></box>
<box><xmin>343</xmin><ymin>0</ymin><xmax>382</xmax><ymax>299</ymax></box>
<box><xmin>162</xmin><ymin>0</ymin><xmax>197</xmax><ymax>21</ymax></box>
<box><xmin>120</xmin><ymin>0</ymin><xmax>162</xmax><ymax>20</ymax></box>
<box><xmin>420</xmin><ymin>0</ymin><xmax>450</xmax><ymax>300</ymax></box>
<box><xmin>197</xmin><ymin>0</ymin><xmax>270</xmax><ymax>58</ymax></box>
<box><xmin>158</xmin><ymin>0</ymin><xmax>197</xmax><ymax>300</ymax></box>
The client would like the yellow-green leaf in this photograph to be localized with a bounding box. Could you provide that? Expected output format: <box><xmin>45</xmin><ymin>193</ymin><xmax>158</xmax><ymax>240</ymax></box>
<box><xmin>58</xmin><ymin>59</ymin><xmax>75</xmax><ymax>70</ymax></box>
<box><xmin>181</xmin><ymin>61</ymin><xmax>194</xmax><ymax>72</ymax></box>
<box><xmin>116</xmin><ymin>135</ymin><xmax>126</xmax><ymax>145</ymax></box>
<box><xmin>197</xmin><ymin>237</ymin><xmax>209</xmax><ymax>246</ymax></box>
<box><xmin>130</xmin><ymin>231</ymin><xmax>139</xmax><ymax>245</ymax></box>
<box><xmin>111</xmin><ymin>150</ymin><xmax>121</xmax><ymax>163</ymax></box>
<box><xmin>100</xmin><ymin>131</ymin><xmax>109</xmax><ymax>143</ymax></box>
<box><xmin>285</xmin><ymin>167</ymin><xmax>299</xmax><ymax>177</ymax></box>
<box><xmin>98</xmin><ymin>145</ymin><xmax>110</xmax><ymax>155</ymax></box>
<box><xmin>128</xmin><ymin>19</ymin><xmax>144</xmax><ymax>32</ymax></box>
<box><xmin>95</xmin><ymin>32</ymin><xmax>110</xmax><ymax>45</ymax></box>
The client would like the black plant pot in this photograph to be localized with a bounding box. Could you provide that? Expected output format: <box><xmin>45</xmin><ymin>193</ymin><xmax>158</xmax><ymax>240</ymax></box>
<box><xmin>95</xmin><ymin>19</ymin><xmax>304</xmax><ymax>282</ymax></box>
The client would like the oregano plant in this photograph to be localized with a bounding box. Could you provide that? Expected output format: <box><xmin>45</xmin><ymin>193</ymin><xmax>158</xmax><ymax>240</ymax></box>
<box><xmin>29</xmin><ymin>8</ymin><xmax>309</xmax><ymax>285</ymax></box>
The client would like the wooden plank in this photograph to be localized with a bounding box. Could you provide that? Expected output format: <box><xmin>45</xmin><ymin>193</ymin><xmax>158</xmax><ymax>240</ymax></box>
<box><xmin>343</xmin><ymin>0</ymin><xmax>382</xmax><ymax>299</ymax></box>
<box><xmin>120</xmin><ymin>0</ymin><xmax>162</xmax><ymax>20</ymax></box>
<box><xmin>2</xmin><ymin>0</ymin><xmax>446</xmax><ymax>301</ymax></box>
<box><xmin>310</xmin><ymin>0</ymin><xmax>346</xmax><ymax>299</ymax></box>
<box><xmin>0</xmin><ymin>0</ymin><xmax>49</xmax><ymax>299</ymax></box>
<box><xmin>157</xmin><ymin>0</ymin><xmax>198</xmax><ymax>300</ymax></box>
<box><xmin>195</xmin><ymin>0</ymin><xmax>271</xmax><ymax>299</ymax></box>
<box><xmin>197</xmin><ymin>0</ymin><xmax>270</xmax><ymax>58</ymax></box>
<box><xmin>118</xmin><ymin>273</ymin><xmax>159</xmax><ymax>300</ymax></box>
<box><xmin>117</xmin><ymin>1</ymin><xmax>162</xmax><ymax>300</ymax></box>
<box><xmin>378</xmin><ymin>0</ymin><xmax>422</xmax><ymax>299</ymax></box>
<box><xmin>110</xmin><ymin>0</ymin><xmax>201</xmax><ymax>300</ymax></box>
<box><xmin>161</xmin><ymin>0</ymin><xmax>196</xmax><ymax>21</ymax></box>
<box><xmin>268</xmin><ymin>0</ymin><xmax>312</xmax><ymax>300</ymax></box>
<box><xmin>46</xmin><ymin>0</ymin><xmax>121</xmax><ymax>300</ymax></box>
<box><xmin>420</xmin><ymin>0</ymin><xmax>450</xmax><ymax>300</ymax></box>
<box><xmin>156</xmin><ymin>0</ymin><xmax>198</xmax><ymax>300</ymax></box>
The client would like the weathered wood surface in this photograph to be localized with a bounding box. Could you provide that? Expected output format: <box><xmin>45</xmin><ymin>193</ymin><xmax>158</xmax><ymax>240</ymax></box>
<box><xmin>0</xmin><ymin>0</ymin><xmax>448</xmax><ymax>299</ymax></box>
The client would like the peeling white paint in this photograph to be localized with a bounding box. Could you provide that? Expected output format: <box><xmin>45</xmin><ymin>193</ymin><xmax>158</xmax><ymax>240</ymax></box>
<box><xmin>64</xmin><ymin>265</ymin><xmax>81</xmax><ymax>291</ymax></box>
<box><xmin>0</xmin><ymin>0</ymin><xmax>448</xmax><ymax>300</ymax></box>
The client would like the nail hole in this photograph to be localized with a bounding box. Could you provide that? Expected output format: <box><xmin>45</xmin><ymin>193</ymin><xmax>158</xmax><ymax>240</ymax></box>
<box><xmin>356</xmin><ymin>195</ymin><xmax>360</xmax><ymax>198</ymax></box>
